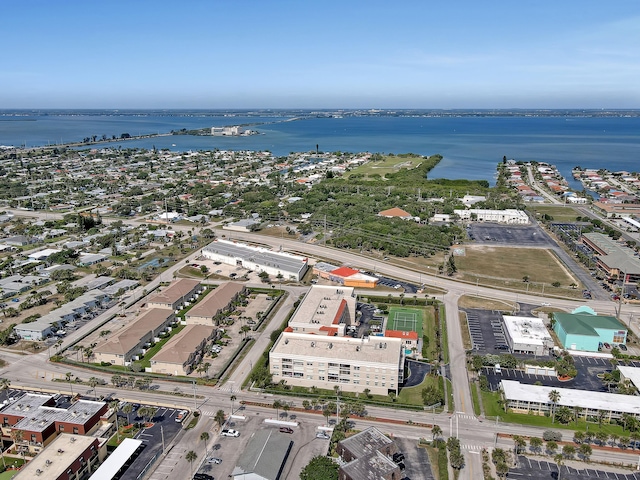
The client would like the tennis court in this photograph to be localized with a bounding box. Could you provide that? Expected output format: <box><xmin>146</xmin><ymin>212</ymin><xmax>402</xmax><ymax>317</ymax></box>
<box><xmin>387</xmin><ymin>307</ymin><xmax>423</xmax><ymax>336</ymax></box>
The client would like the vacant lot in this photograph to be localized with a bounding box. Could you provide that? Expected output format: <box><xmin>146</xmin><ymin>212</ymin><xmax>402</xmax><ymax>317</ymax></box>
<box><xmin>531</xmin><ymin>205</ymin><xmax>581</xmax><ymax>222</ymax></box>
<box><xmin>344</xmin><ymin>154</ymin><xmax>423</xmax><ymax>179</ymax></box>
<box><xmin>455</xmin><ymin>245</ymin><xmax>583</xmax><ymax>295</ymax></box>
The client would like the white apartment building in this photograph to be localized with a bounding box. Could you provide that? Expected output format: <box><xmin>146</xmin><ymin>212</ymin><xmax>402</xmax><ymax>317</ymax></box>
<box><xmin>270</xmin><ymin>332</ymin><xmax>404</xmax><ymax>396</ymax></box>
<box><xmin>453</xmin><ymin>208</ymin><xmax>530</xmax><ymax>224</ymax></box>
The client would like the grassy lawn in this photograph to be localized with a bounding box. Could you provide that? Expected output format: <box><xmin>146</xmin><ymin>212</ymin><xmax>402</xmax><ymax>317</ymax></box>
<box><xmin>459</xmin><ymin>312</ymin><xmax>472</xmax><ymax>350</ymax></box>
<box><xmin>458</xmin><ymin>295</ymin><xmax>514</xmax><ymax>311</ymax></box>
<box><xmin>425</xmin><ymin>445</ymin><xmax>448</xmax><ymax>480</ymax></box>
<box><xmin>470</xmin><ymin>382</ymin><xmax>481</xmax><ymax>416</ymax></box>
<box><xmin>481</xmin><ymin>390</ymin><xmax>631</xmax><ymax>437</ymax></box>
<box><xmin>455</xmin><ymin>246</ymin><xmax>583</xmax><ymax>297</ymax></box>
<box><xmin>344</xmin><ymin>154</ymin><xmax>424</xmax><ymax>180</ymax></box>
<box><xmin>108</xmin><ymin>424</ymin><xmax>142</xmax><ymax>447</ymax></box>
<box><xmin>445</xmin><ymin>378</ymin><xmax>454</xmax><ymax>413</ymax></box>
<box><xmin>440</xmin><ymin>306</ymin><xmax>449</xmax><ymax>364</ymax></box>
<box><xmin>531</xmin><ymin>205</ymin><xmax>581</xmax><ymax>222</ymax></box>
<box><xmin>137</xmin><ymin>323</ymin><xmax>186</xmax><ymax>369</ymax></box>
<box><xmin>422</xmin><ymin>306</ymin><xmax>438</xmax><ymax>361</ymax></box>
<box><xmin>397</xmin><ymin>373</ymin><xmax>442</xmax><ymax>406</ymax></box>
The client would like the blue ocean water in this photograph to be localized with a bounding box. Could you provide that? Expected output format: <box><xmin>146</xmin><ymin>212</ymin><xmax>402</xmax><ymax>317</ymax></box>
<box><xmin>1</xmin><ymin>112</ymin><xmax>638</xmax><ymax>185</ymax></box>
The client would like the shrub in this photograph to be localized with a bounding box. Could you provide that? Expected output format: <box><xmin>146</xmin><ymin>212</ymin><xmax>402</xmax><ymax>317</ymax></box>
<box><xmin>543</xmin><ymin>430</ymin><xmax>562</xmax><ymax>442</ymax></box>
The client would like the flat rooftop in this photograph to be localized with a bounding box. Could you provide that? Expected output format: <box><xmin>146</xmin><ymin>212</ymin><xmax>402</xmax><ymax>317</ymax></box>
<box><xmin>203</xmin><ymin>239</ymin><xmax>307</xmax><ymax>273</ymax></box>
<box><xmin>289</xmin><ymin>285</ymin><xmax>356</xmax><ymax>329</ymax></box>
<box><xmin>502</xmin><ymin>315</ymin><xmax>552</xmax><ymax>346</ymax></box>
<box><xmin>272</xmin><ymin>332</ymin><xmax>402</xmax><ymax>366</ymax></box>
<box><xmin>501</xmin><ymin>379</ymin><xmax>640</xmax><ymax>415</ymax></box>
<box><xmin>11</xmin><ymin>399</ymin><xmax>107</xmax><ymax>432</ymax></box>
<box><xmin>618</xmin><ymin>366</ymin><xmax>640</xmax><ymax>390</ymax></box>
<box><xmin>15</xmin><ymin>434</ymin><xmax>99</xmax><ymax>479</ymax></box>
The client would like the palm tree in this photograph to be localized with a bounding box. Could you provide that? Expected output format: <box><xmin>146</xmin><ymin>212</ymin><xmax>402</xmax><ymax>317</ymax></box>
<box><xmin>431</xmin><ymin>424</ymin><xmax>443</xmax><ymax>441</ymax></box>
<box><xmin>122</xmin><ymin>403</ymin><xmax>134</xmax><ymax>425</ymax></box>
<box><xmin>200</xmin><ymin>431</ymin><xmax>210</xmax><ymax>459</ymax></box>
<box><xmin>282</xmin><ymin>403</ymin><xmax>291</xmax><ymax>418</ymax></box>
<box><xmin>88</xmin><ymin>377</ymin><xmax>100</xmax><ymax>400</ymax></box>
<box><xmin>548</xmin><ymin>390</ymin><xmax>561</xmax><ymax>423</ymax></box>
<box><xmin>230</xmin><ymin>395</ymin><xmax>237</xmax><ymax>414</ymax></box>
<box><xmin>185</xmin><ymin>450</ymin><xmax>197</xmax><ymax>478</ymax></box>
<box><xmin>554</xmin><ymin>453</ymin><xmax>564</xmax><ymax>480</ymax></box>
<box><xmin>273</xmin><ymin>400</ymin><xmax>282</xmax><ymax>418</ymax></box>
<box><xmin>214</xmin><ymin>409</ymin><xmax>226</xmax><ymax>429</ymax></box>
<box><xmin>0</xmin><ymin>378</ymin><xmax>10</xmax><ymax>390</ymax></box>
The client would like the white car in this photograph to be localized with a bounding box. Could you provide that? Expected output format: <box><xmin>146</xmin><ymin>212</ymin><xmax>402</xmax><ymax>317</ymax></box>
<box><xmin>221</xmin><ymin>429</ymin><xmax>240</xmax><ymax>437</ymax></box>
<box><xmin>540</xmin><ymin>302</ymin><xmax>550</xmax><ymax>306</ymax></box>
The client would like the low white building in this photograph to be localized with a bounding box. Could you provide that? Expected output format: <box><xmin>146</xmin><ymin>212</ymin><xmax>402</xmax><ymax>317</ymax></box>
<box><xmin>502</xmin><ymin>315</ymin><xmax>553</xmax><ymax>356</ymax></box>
<box><xmin>270</xmin><ymin>332</ymin><xmax>404</xmax><ymax>396</ymax></box>
<box><xmin>454</xmin><ymin>209</ymin><xmax>530</xmax><ymax>224</ymax></box>
<box><xmin>202</xmin><ymin>239</ymin><xmax>309</xmax><ymax>281</ymax></box>
<box><xmin>501</xmin><ymin>379</ymin><xmax>640</xmax><ymax>421</ymax></box>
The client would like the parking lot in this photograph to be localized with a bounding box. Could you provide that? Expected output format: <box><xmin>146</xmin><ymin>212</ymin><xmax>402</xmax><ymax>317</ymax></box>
<box><xmin>467</xmin><ymin>224</ymin><xmax>553</xmax><ymax>247</ymax></box>
<box><xmin>119</xmin><ymin>405</ymin><xmax>184</xmax><ymax>480</ymax></box>
<box><xmin>463</xmin><ymin>308</ymin><xmax>510</xmax><ymax>354</ymax></box>
<box><xmin>394</xmin><ymin>437</ymin><xmax>435</xmax><ymax>480</ymax></box>
<box><xmin>483</xmin><ymin>355</ymin><xmax>630</xmax><ymax>392</ymax></box>
<box><xmin>510</xmin><ymin>455</ymin><xmax>640</xmax><ymax>480</ymax></box>
<box><xmin>376</xmin><ymin>276</ymin><xmax>419</xmax><ymax>294</ymax></box>
<box><xmin>189</xmin><ymin>408</ymin><xmax>331</xmax><ymax>479</ymax></box>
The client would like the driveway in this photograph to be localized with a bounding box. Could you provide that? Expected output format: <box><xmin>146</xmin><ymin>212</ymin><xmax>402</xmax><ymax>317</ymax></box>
<box><xmin>404</xmin><ymin>360</ymin><xmax>431</xmax><ymax>388</ymax></box>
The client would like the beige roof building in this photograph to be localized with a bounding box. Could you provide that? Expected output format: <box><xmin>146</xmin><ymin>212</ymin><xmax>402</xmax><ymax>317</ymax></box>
<box><xmin>286</xmin><ymin>285</ymin><xmax>356</xmax><ymax>336</ymax></box>
<box><xmin>150</xmin><ymin>324</ymin><xmax>217</xmax><ymax>376</ymax></box>
<box><xmin>147</xmin><ymin>278</ymin><xmax>201</xmax><ymax>311</ymax></box>
<box><xmin>186</xmin><ymin>282</ymin><xmax>247</xmax><ymax>325</ymax></box>
<box><xmin>95</xmin><ymin>308</ymin><xmax>174</xmax><ymax>365</ymax></box>
<box><xmin>270</xmin><ymin>332</ymin><xmax>404</xmax><ymax>396</ymax></box>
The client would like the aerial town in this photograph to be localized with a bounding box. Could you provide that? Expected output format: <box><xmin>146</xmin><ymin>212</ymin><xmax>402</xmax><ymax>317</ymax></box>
<box><xmin>0</xmin><ymin>144</ymin><xmax>640</xmax><ymax>480</ymax></box>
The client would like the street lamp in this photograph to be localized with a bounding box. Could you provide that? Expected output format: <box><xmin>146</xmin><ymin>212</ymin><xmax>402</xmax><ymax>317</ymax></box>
<box><xmin>191</xmin><ymin>380</ymin><xmax>197</xmax><ymax>412</ymax></box>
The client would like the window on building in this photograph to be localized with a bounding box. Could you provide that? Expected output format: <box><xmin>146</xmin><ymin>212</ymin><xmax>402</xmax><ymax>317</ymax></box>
<box><xmin>319</xmin><ymin>376</ymin><xmax>325</xmax><ymax>381</ymax></box>
<box><xmin>59</xmin><ymin>425</ymin><xmax>65</xmax><ymax>431</ymax></box>
<box><xmin>73</xmin><ymin>427</ymin><xmax>79</xmax><ymax>434</ymax></box>
<box><xmin>31</xmin><ymin>434</ymin><xmax>36</xmax><ymax>442</ymax></box>
<box><xmin>613</xmin><ymin>334</ymin><xmax>625</xmax><ymax>343</ymax></box>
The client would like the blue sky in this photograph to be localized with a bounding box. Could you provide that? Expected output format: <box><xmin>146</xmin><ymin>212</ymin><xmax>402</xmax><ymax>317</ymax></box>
<box><xmin>1</xmin><ymin>0</ymin><xmax>639</xmax><ymax>109</ymax></box>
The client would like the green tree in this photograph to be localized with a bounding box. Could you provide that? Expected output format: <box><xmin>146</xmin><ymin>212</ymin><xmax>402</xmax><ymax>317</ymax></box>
<box><xmin>432</xmin><ymin>424</ymin><xmax>443</xmax><ymax>441</ymax></box>
<box><xmin>548</xmin><ymin>389</ymin><xmax>560</xmax><ymax>423</ymax></box>
<box><xmin>546</xmin><ymin>440</ymin><xmax>558</xmax><ymax>455</ymax></box>
<box><xmin>230</xmin><ymin>395</ymin><xmax>237</xmax><ymax>414</ymax></box>
<box><xmin>122</xmin><ymin>403</ymin><xmax>134</xmax><ymax>425</ymax></box>
<box><xmin>214</xmin><ymin>409</ymin><xmax>226</xmax><ymax>428</ymax></box>
<box><xmin>300</xmin><ymin>455</ymin><xmax>339</xmax><ymax>480</ymax></box>
<box><xmin>562</xmin><ymin>444</ymin><xmax>575</xmax><ymax>459</ymax></box>
<box><xmin>185</xmin><ymin>450</ymin><xmax>197</xmax><ymax>478</ymax></box>
<box><xmin>529</xmin><ymin>437</ymin><xmax>543</xmax><ymax>453</ymax></box>
<box><xmin>554</xmin><ymin>453</ymin><xmax>564</xmax><ymax>480</ymax></box>
<box><xmin>88</xmin><ymin>376</ymin><xmax>100</xmax><ymax>401</ymax></box>
<box><xmin>273</xmin><ymin>400</ymin><xmax>282</xmax><ymax>418</ymax></box>
<box><xmin>200</xmin><ymin>431</ymin><xmax>210</xmax><ymax>459</ymax></box>
<box><xmin>579</xmin><ymin>443</ymin><xmax>592</xmax><ymax>461</ymax></box>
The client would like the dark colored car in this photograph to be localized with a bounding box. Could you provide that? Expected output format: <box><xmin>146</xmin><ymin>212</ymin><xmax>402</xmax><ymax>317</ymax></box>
<box><xmin>393</xmin><ymin>452</ymin><xmax>405</xmax><ymax>463</ymax></box>
<box><xmin>279</xmin><ymin>427</ymin><xmax>294</xmax><ymax>434</ymax></box>
<box><xmin>619</xmin><ymin>344</ymin><xmax>628</xmax><ymax>351</ymax></box>
<box><xmin>603</xmin><ymin>342</ymin><xmax>612</xmax><ymax>349</ymax></box>
<box><xmin>193</xmin><ymin>474</ymin><xmax>214</xmax><ymax>480</ymax></box>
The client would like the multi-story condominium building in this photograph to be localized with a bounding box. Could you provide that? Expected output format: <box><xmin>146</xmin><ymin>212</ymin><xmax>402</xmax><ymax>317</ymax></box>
<box><xmin>146</xmin><ymin>278</ymin><xmax>201</xmax><ymax>311</ymax></box>
<box><xmin>270</xmin><ymin>332</ymin><xmax>404</xmax><ymax>396</ymax></box>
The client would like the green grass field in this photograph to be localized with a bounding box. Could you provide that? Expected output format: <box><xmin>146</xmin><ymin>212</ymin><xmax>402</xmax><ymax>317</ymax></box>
<box><xmin>387</xmin><ymin>307</ymin><xmax>424</xmax><ymax>336</ymax></box>
<box><xmin>343</xmin><ymin>154</ymin><xmax>424</xmax><ymax>179</ymax></box>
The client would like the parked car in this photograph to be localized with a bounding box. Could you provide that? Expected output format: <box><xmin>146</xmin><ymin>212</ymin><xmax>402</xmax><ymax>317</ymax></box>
<box><xmin>540</xmin><ymin>302</ymin><xmax>550</xmax><ymax>306</ymax></box>
<box><xmin>392</xmin><ymin>452</ymin><xmax>405</xmax><ymax>463</ymax></box>
<box><xmin>175</xmin><ymin>410</ymin><xmax>188</xmax><ymax>423</ymax></box>
<box><xmin>603</xmin><ymin>342</ymin><xmax>612</xmax><ymax>349</ymax></box>
<box><xmin>207</xmin><ymin>457</ymin><xmax>222</xmax><ymax>464</ymax></box>
<box><xmin>221</xmin><ymin>429</ymin><xmax>240</xmax><ymax>437</ymax></box>
<box><xmin>193</xmin><ymin>474</ymin><xmax>214</xmax><ymax>480</ymax></box>
<box><xmin>619</xmin><ymin>344</ymin><xmax>628</xmax><ymax>351</ymax></box>
<box><xmin>316</xmin><ymin>432</ymin><xmax>330</xmax><ymax>439</ymax></box>
<box><xmin>279</xmin><ymin>427</ymin><xmax>294</xmax><ymax>434</ymax></box>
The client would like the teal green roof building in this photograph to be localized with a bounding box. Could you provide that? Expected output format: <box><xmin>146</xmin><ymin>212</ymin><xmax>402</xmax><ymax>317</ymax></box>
<box><xmin>553</xmin><ymin>312</ymin><xmax>627</xmax><ymax>352</ymax></box>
